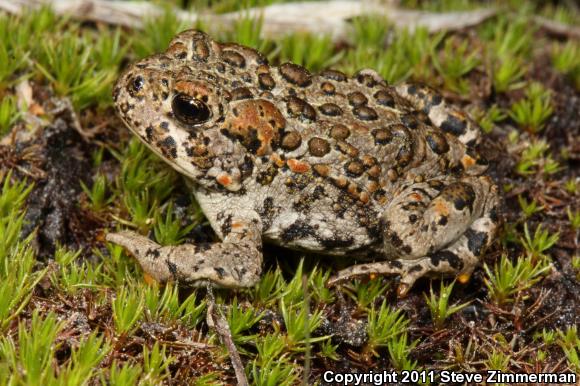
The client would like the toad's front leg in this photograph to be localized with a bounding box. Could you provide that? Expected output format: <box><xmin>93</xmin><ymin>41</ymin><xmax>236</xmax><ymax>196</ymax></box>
<box><xmin>106</xmin><ymin>211</ymin><xmax>263</xmax><ymax>288</ymax></box>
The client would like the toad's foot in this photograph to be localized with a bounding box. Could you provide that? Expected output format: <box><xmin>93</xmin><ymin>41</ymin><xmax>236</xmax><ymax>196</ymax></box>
<box><xmin>327</xmin><ymin>253</ymin><xmax>473</xmax><ymax>297</ymax></box>
<box><xmin>106</xmin><ymin>211</ymin><xmax>263</xmax><ymax>288</ymax></box>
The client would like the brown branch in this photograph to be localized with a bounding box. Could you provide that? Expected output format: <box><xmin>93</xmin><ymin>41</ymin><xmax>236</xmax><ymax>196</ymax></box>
<box><xmin>206</xmin><ymin>285</ymin><xmax>249</xmax><ymax>386</ymax></box>
<box><xmin>534</xmin><ymin>16</ymin><xmax>580</xmax><ymax>39</ymax></box>
<box><xmin>0</xmin><ymin>0</ymin><xmax>498</xmax><ymax>41</ymax></box>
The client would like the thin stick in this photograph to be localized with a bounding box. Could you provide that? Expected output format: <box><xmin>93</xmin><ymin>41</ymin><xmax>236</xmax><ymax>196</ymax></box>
<box><xmin>206</xmin><ymin>285</ymin><xmax>249</xmax><ymax>386</ymax></box>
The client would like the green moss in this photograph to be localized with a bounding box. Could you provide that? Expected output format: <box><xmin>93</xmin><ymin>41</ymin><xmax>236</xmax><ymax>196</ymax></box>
<box><xmin>365</xmin><ymin>300</ymin><xmax>410</xmax><ymax>359</ymax></box>
<box><xmin>483</xmin><ymin>253</ymin><xmax>551</xmax><ymax>306</ymax></box>
<box><xmin>509</xmin><ymin>82</ymin><xmax>554</xmax><ymax>133</ymax></box>
<box><xmin>424</xmin><ymin>280</ymin><xmax>471</xmax><ymax>330</ymax></box>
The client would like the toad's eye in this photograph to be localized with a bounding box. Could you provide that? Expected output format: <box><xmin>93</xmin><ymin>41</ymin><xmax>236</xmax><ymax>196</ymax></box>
<box><xmin>171</xmin><ymin>93</ymin><xmax>212</xmax><ymax>126</ymax></box>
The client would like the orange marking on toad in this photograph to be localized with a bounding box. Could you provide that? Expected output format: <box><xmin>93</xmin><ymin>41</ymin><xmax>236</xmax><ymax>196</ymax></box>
<box><xmin>457</xmin><ymin>273</ymin><xmax>471</xmax><ymax>284</ymax></box>
<box><xmin>217</xmin><ymin>174</ymin><xmax>232</xmax><ymax>186</ymax></box>
<box><xmin>461</xmin><ymin>154</ymin><xmax>476</xmax><ymax>169</ymax></box>
<box><xmin>270</xmin><ymin>153</ymin><xmax>286</xmax><ymax>168</ymax></box>
<box><xmin>409</xmin><ymin>192</ymin><xmax>422</xmax><ymax>201</ymax></box>
<box><xmin>433</xmin><ymin>199</ymin><xmax>450</xmax><ymax>216</ymax></box>
<box><xmin>225</xmin><ymin>100</ymin><xmax>286</xmax><ymax>156</ymax></box>
<box><xmin>287</xmin><ymin>158</ymin><xmax>310</xmax><ymax>173</ymax></box>
<box><xmin>175</xmin><ymin>80</ymin><xmax>211</xmax><ymax>98</ymax></box>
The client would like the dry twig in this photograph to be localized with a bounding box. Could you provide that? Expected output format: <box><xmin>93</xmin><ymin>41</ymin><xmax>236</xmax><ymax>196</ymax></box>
<box><xmin>0</xmin><ymin>0</ymin><xmax>498</xmax><ymax>41</ymax></box>
<box><xmin>206</xmin><ymin>285</ymin><xmax>249</xmax><ymax>386</ymax></box>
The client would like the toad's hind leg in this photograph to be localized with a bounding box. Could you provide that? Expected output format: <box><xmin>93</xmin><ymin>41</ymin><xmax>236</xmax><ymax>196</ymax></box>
<box><xmin>106</xmin><ymin>211</ymin><xmax>263</xmax><ymax>288</ymax></box>
<box><xmin>396</xmin><ymin>83</ymin><xmax>481</xmax><ymax>147</ymax></box>
<box><xmin>328</xmin><ymin>177</ymin><xmax>499</xmax><ymax>295</ymax></box>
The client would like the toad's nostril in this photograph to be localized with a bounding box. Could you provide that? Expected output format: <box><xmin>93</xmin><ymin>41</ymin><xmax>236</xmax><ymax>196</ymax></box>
<box><xmin>131</xmin><ymin>76</ymin><xmax>144</xmax><ymax>93</ymax></box>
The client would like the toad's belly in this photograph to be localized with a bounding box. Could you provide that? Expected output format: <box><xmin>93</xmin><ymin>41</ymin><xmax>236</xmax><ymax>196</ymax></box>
<box><xmin>262</xmin><ymin>208</ymin><xmax>383</xmax><ymax>257</ymax></box>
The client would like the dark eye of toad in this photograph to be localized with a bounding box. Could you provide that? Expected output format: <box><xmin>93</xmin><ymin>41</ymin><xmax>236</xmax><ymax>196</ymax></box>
<box><xmin>171</xmin><ymin>93</ymin><xmax>212</xmax><ymax>126</ymax></box>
